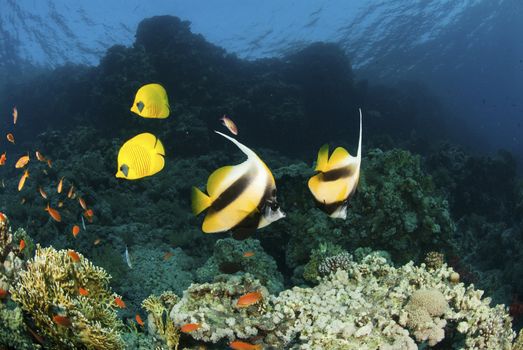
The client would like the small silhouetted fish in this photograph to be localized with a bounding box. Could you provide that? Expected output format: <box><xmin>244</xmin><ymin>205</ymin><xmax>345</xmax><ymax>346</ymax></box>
<box><xmin>219</xmin><ymin>262</ymin><xmax>243</xmax><ymax>274</ymax></box>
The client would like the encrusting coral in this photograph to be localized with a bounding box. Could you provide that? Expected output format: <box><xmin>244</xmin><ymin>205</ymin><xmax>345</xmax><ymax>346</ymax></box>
<box><xmin>142</xmin><ymin>291</ymin><xmax>181</xmax><ymax>350</ymax></box>
<box><xmin>172</xmin><ymin>251</ymin><xmax>516</xmax><ymax>349</ymax></box>
<box><xmin>11</xmin><ymin>245</ymin><xmax>125</xmax><ymax>349</ymax></box>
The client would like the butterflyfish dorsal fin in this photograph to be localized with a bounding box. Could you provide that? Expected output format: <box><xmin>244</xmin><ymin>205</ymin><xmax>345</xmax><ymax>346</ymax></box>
<box><xmin>214</xmin><ymin>131</ymin><xmax>258</xmax><ymax>160</ymax></box>
<box><xmin>206</xmin><ymin>165</ymin><xmax>235</xmax><ymax>197</ymax></box>
<box><xmin>327</xmin><ymin>147</ymin><xmax>350</xmax><ymax>170</ymax></box>
<box><xmin>315</xmin><ymin>144</ymin><xmax>329</xmax><ymax>172</ymax></box>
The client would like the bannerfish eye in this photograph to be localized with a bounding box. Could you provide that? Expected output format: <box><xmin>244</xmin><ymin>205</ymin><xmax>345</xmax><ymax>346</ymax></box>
<box><xmin>270</xmin><ymin>202</ymin><xmax>279</xmax><ymax>211</ymax></box>
<box><xmin>137</xmin><ymin>101</ymin><xmax>144</xmax><ymax>112</ymax></box>
<box><xmin>120</xmin><ymin>164</ymin><xmax>129</xmax><ymax>177</ymax></box>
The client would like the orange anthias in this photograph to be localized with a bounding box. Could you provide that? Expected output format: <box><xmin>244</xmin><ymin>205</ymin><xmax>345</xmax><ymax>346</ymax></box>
<box><xmin>35</xmin><ymin>150</ymin><xmax>46</xmax><ymax>162</ymax></box>
<box><xmin>114</xmin><ymin>296</ymin><xmax>126</xmax><ymax>308</ymax></box>
<box><xmin>67</xmin><ymin>250</ymin><xmax>81</xmax><ymax>262</ymax></box>
<box><xmin>72</xmin><ymin>225</ymin><xmax>80</xmax><ymax>238</ymax></box>
<box><xmin>57</xmin><ymin>177</ymin><xmax>64</xmax><ymax>193</ymax></box>
<box><xmin>18</xmin><ymin>169</ymin><xmax>29</xmax><ymax>191</ymax></box>
<box><xmin>45</xmin><ymin>204</ymin><xmax>61</xmax><ymax>222</ymax></box>
<box><xmin>53</xmin><ymin>315</ymin><xmax>72</xmax><ymax>327</ymax></box>
<box><xmin>135</xmin><ymin>314</ymin><xmax>144</xmax><ymax>326</ymax></box>
<box><xmin>19</xmin><ymin>239</ymin><xmax>26</xmax><ymax>252</ymax></box>
<box><xmin>83</xmin><ymin>209</ymin><xmax>94</xmax><ymax>223</ymax></box>
<box><xmin>78</xmin><ymin>287</ymin><xmax>89</xmax><ymax>296</ymax></box>
<box><xmin>67</xmin><ymin>185</ymin><xmax>74</xmax><ymax>199</ymax></box>
<box><xmin>6</xmin><ymin>133</ymin><xmax>15</xmax><ymax>144</ymax></box>
<box><xmin>180</xmin><ymin>323</ymin><xmax>200</xmax><ymax>333</ymax></box>
<box><xmin>78</xmin><ymin>197</ymin><xmax>87</xmax><ymax>210</ymax></box>
<box><xmin>243</xmin><ymin>251</ymin><xmax>255</xmax><ymax>258</ymax></box>
<box><xmin>236</xmin><ymin>291</ymin><xmax>263</xmax><ymax>308</ymax></box>
<box><xmin>0</xmin><ymin>152</ymin><xmax>6</xmax><ymax>165</ymax></box>
<box><xmin>229</xmin><ymin>340</ymin><xmax>263</xmax><ymax>350</ymax></box>
<box><xmin>0</xmin><ymin>288</ymin><xmax>8</xmax><ymax>299</ymax></box>
<box><xmin>14</xmin><ymin>155</ymin><xmax>29</xmax><ymax>168</ymax></box>
<box><xmin>39</xmin><ymin>187</ymin><xmax>48</xmax><ymax>199</ymax></box>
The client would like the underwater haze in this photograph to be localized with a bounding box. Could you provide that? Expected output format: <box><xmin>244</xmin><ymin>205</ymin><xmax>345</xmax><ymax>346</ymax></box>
<box><xmin>0</xmin><ymin>1</ymin><xmax>523</xmax><ymax>349</ymax></box>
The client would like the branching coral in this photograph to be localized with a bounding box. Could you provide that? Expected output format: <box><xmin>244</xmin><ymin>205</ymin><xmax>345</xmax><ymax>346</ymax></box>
<box><xmin>11</xmin><ymin>245</ymin><xmax>125</xmax><ymax>349</ymax></box>
<box><xmin>142</xmin><ymin>291</ymin><xmax>180</xmax><ymax>350</ymax></box>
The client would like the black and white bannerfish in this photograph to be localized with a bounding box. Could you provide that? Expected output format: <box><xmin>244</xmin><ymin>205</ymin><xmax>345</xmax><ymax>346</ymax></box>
<box><xmin>308</xmin><ymin>108</ymin><xmax>362</xmax><ymax>219</ymax></box>
<box><xmin>191</xmin><ymin>131</ymin><xmax>285</xmax><ymax>239</ymax></box>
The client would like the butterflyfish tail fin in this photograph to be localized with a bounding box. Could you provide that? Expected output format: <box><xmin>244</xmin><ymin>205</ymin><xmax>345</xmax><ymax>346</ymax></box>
<box><xmin>191</xmin><ymin>187</ymin><xmax>211</xmax><ymax>215</ymax></box>
<box><xmin>214</xmin><ymin>130</ymin><xmax>257</xmax><ymax>160</ymax></box>
<box><xmin>315</xmin><ymin>144</ymin><xmax>329</xmax><ymax>172</ymax></box>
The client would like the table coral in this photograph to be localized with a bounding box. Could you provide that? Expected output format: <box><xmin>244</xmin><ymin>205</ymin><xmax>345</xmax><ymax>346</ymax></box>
<box><xmin>11</xmin><ymin>245</ymin><xmax>125</xmax><ymax>349</ymax></box>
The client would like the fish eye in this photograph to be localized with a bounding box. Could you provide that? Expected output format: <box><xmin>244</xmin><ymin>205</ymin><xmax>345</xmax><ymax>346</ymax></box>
<box><xmin>136</xmin><ymin>101</ymin><xmax>145</xmax><ymax>112</ymax></box>
<box><xmin>270</xmin><ymin>202</ymin><xmax>279</xmax><ymax>211</ymax></box>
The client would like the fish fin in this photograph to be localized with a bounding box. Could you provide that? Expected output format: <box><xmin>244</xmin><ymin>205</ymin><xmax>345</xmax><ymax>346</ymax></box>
<box><xmin>315</xmin><ymin>144</ymin><xmax>329</xmax><ymax>172</ymax></box>
<box><xmin>327</xmin><ymin>147</ymin><xmax>350</xmax><ymax>169</ymax></box>
<box><xmin>357</xmin><ymin>108</ymin><xmax>363</xmax><ymax>160</ymax></box>
<box><xmin>191</xmin><ymin>187</ymin><xmax>211</xmax><ymax>215</ymax></box>
<box><xmin>206</xmin><ymin>165</ymin><xmax>235</xmax><ymax>197</ymax></box>
<box><xmin>214</xmin><ymin>130</ymin><xmax>258</xmax><ymax>160</ymax></box>
<box><xmin>153</xmin><ymin>136</ymin><xmax>165</xmax><ymax>156</ymax></box>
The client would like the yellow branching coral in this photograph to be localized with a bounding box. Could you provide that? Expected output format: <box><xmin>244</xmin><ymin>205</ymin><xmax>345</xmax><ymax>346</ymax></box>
<box><xmin>11</xmin><ymin>245</ymin><xmax>124</xmax><ymax>350</ymax></box>
<box><xmin>142</xmin><ymin>291</ymin><xmax>180</xmax><ymax>350</ymax></box>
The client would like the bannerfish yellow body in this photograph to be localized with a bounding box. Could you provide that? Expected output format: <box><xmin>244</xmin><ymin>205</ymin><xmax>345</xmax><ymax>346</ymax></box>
<box><xmin>130</xmin><ymin>83</ymin><xmax>170</xmax><ymax>119</ymax></box>
<box><xmin>191</xmin><ymin>131</ymin><xmax>285</xmax><ymax>238</ymax></box>
<box><xmin>116</xmin><ymin>133</ymin><xmax>165</xmax><ymax>180</ymax></box>
<box><xmin>308</xmin><ymin>109</ymin><xmax>362</xmax><ymax>219</ymax></box>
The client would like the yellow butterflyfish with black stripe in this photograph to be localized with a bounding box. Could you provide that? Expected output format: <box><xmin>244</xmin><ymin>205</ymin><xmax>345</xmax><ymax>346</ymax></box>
<box><xmin>191</xmin><ymin>131</ymin><xmax>285</xmax><ymax>239</ymax></box>
<box><xmin>115</xmin><ymin>133</ymin><xmax>165</xmax><ymax>180</ymax></box>
<box><xmin>308</xmin><ymin>108</ymin><xmax>362</xmax><ymax>219</ymax></box>
<box><xmin>130</xmin><ymin>83</ymin><xmax>170</xmax><ymax>119</ymax></box>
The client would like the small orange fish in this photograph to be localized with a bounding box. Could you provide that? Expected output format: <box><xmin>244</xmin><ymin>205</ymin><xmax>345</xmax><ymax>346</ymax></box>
<box><xmin>19</xmin><ymin>239</ymin><xmax>26</xmax><ymax>251</ymax></box>
<box><xmin>47</xmin><ymin>159</ymin><xmax>52</xmax><ymax>168</ymax></box>
<box><xmin>67</xmin><ymin>185</ymin><xmax>74</xmax><ymax>199</ymax></box>
<box><xmin>39</xmin><ymin>187</ymin><xmax>48</xmax><ymax>199</ymax></box>
<box><xmin>243</xmin><ymin>251</ymin><xmax>255</xmax><ymax>258</ymax></box>
<box><xmin>83</xmin><ymin>209</ymin><xmax>94</xmax><ymax>223</ymax></box>
<box><xmin>13</xmin><ymin>106</ymin><xmax>18</xmax><ymax>124</ymax></box>
<box><xmin>94</xmin><ymin>238</ymin><xmax>101</xmax><ymax>245</ymax></box>
<box><xmin>0</xmin><ymin>212</ymin><xmax>6</xmax><ymax>223</ymax></box>
<box><xmin>0</xmin><ymin>152</ymin><xmax>6</xmax><ymax>166</ymax></box>
<box><xmin>45</xmin><ymin>203</ymin><xmax>61</xmax><ymax>222</ymax></box>
<box><xmin>163</xmin><ymin>251</ymin><xmax>174</xmax><ymax>261</ymax></box>
<box><xmin>6</xmin><ymin>133</ymin><xmax>15</xmax><ymax>144</ymax></box>
<box><xmin>114</xmin><ymin>296</ymin><xmax>126</xmax><ymax>308</ymax></box>
<box><xmin>78</xmin><ymin>197</ymin><xmax>87</xmax><ymax>210</ymax></box>
<box><xmin>15</xmin><ymin>155</ymin><xmax>29</xmax><ymax>168</ymax></box>
<box><xmin>35</xmin><ymin>150</ymin><xmax>46</xmax><ymax>162</ymax></box>
<box><xmin>53</xmin><ymin>315</ymin><xmax>72</xmax><ymax>327</ymax></box>
<box><xmin>180</xmin><ymin>323</ymin><xmax>200</xmax><ymax>333</ymax></box>
<box><xmin>135</xmin><ymin>314</ymin><xmax>144</xmax><ymax>326</ymax></box>
<box><xmin>220</xmin><ymin>115</ymin><xmax>238</xmax><ymax>135</ymax></box>
<box><xmin>78</xmin><ymin>287</ymin><xmax>89</xmax><ymax>296</ymax></box>
<box><xmin>67</xmin><ymin>250</ymin><xmax>80</xmax><ymax>262</ymax></box>
<box><xmin>0</xmin><ymin>288</ymin><xmax>8</xmax><ymax>299</ymax></box>
<box><xmin>57</xmin><ymin>177</ymin><xmax>64</xmax><ymax>193</ymax></box>
<box><xmin>236</xmin><ymin>291</ymin><xmax>262</xmax><ymax>308</ymax></box>
<box><xmin>229</xmin><ymin>340</ymin><xmax>263</xmax><ymax>350</ymax></box>
<box><xmin>72</xmin><ymin>225</ymin><xmax>80</xmax><ymax>238</ymax></box>
<box><xmin>18</xmin><ymin>169</ymin><xmax>29</xmax><ymax>191</ymax></box>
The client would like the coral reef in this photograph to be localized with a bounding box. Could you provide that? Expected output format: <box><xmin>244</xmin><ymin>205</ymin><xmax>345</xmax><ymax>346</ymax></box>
<box><xmin>196</xmin><ymin>238</ymin><xmax>284</xmax><ymax>294</ymax></box>
<box><xmin>170</xmin><ymin>274</ymin><xmax>273</xmax><ymax>344</ymax></box>
<box><xmin>11</xmin><ymin>245</ymin><xmax>125</xmax><ymax>349</ymax></box>
<box><xmin>142</xmin><ymin>291</ymin><xmax>180</xmax><ymax>349</ymax></box>
<box><xmin>265</xmin><ymin>252</ymin><xmax>514</xmax><ymax>349</ymax></box>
